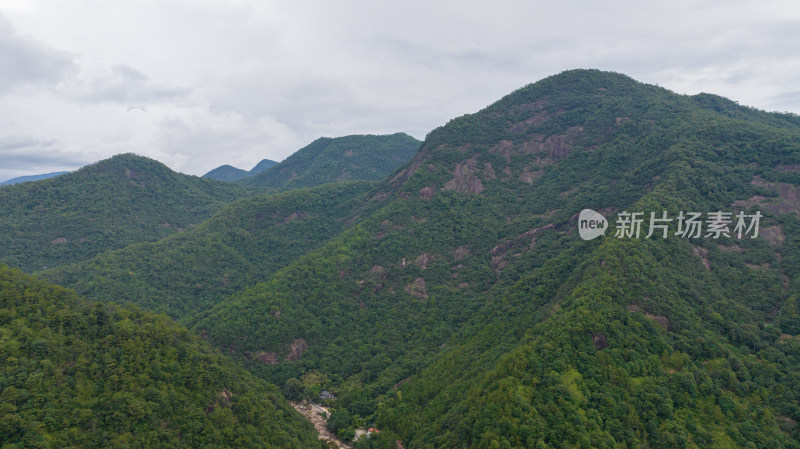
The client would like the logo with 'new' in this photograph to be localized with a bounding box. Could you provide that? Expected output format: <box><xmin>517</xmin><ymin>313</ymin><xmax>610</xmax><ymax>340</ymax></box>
<box><xmin>578</xmin><ymin>209</ymin><xmax>608</xmax><ymax>240</ymax></box>
<box><xmin>577</xmin><ymin>209</ymin><xmax>761</xmax><ymax>240</ymax></box>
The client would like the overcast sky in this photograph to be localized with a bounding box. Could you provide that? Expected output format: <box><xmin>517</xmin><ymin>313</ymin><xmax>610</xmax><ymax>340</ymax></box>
<box><xmin>1</xmin><ymin>0</ymin><xmax>799</xmax><ymax>181</ymax></box>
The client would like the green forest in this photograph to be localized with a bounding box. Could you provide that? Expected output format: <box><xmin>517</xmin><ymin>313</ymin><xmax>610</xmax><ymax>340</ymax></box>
<box><xmin>0</xmin><ymin>154</ymin><xmax>252</xmax><ymax>273</ymax></box>
<box><xmin>203</xmin><ymin>159</ymin><xmax>278</xmax><ymax>182</ymax></box>
<box><xmin>2</xmin><ymin>70</ymin><xmax>800</xmax><ymax>448</ymax></box>
<box><xmin>0</xmin><ymin>264</ymin><xmax>324</xmax><ymax>448</ymax></box>
<box><xmin>239</xmin><ymin>133</ymin><xmax>421</xmax><ymax>190</ymax></box>
<box><xmin>43</xmin><ymin>181</ymin><xmax>375</xmax><ymax>321</ymax></box>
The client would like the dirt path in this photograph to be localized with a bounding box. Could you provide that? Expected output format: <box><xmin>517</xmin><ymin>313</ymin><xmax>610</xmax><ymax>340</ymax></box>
<box><xmin>291</xmin><ymin>401</ymin><xmax>351</xmax><ymax>449</ymax></box>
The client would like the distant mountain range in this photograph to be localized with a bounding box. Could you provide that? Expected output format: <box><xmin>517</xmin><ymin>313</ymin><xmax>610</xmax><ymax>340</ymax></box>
<box><xmin>0</xmin><ymin>153</ymin><xmax>250</xmax><ymax>272</ymax></box>
<box><xmin>0</xmin><ymin>171</ymin><xmax>69</xmax><ymax>185</ymax></box>
<box><xmin>238</xmin><ymin>133</ymin><xmax>421</xmax><ymax>189</ymax></box>
<box><xmin>203</xmin><ymin>133</ymin><xmax>422</xmax><ymax>188</ymax></box>
<box><xmin>3</xmin><ymin>70</ymin><xmax>800</xmax><ymax>447</ymax></box>
<box><xmin>202</xmin><ymin>159</ymin><xmax>278</xmax><ymax>182</ymax></box>
<box><xmin>43</xmin><ymin>181</ymin><xmax>375</xmax><ymax>320</ymax></box>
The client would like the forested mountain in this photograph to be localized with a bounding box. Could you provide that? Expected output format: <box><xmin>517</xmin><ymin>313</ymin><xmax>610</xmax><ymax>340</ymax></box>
<box><xmin>203</xmin><ymin>159</ymin><xmax>278</xmax><ymax>182</ymax></box>
<box><xmin>0</xmin><ymin>264</ymin><xmax>322</xmax><ymax>448</ymax></box>
<box><xmin>0</xmin><ymin>154</ymin><xmax>250</xmax><ymax>273</ymax></box>
<box><xmin>0</xmin><ymin>171</ymin><xmax>69</xmax><ymax>186</ymax></box>
<box><xmin>239</xmin><ymin>133</ymin><xmax>421</xmax><ymax>190</ymax></box>
<box><xmin>43</xmin><ymin>181</ymin><xmax>374</xmax><ymax>321</ymax></box>
<box><xmin>5</xmin><ymin>69</ymin><xmax>800</xmax><ymax>448</ymax></box>
<box><xmin>188</xmin><ymin>70</ymin><xmax>800</xmax><ymax>447</ymax></box>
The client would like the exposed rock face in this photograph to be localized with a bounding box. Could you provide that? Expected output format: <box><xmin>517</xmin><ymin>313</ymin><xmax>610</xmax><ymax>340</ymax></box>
<box><xmin>245</xmin><ymin>340</ymin><xmax>308</xmax><ymax>364</ymax></box>
<box><xmin>519</xmin><ymin>169</ymin><xmax>544</xmax><ymax>184</ymax></box>
<box><xmin>419</xmin><ymin>186</ymin><xmax>435</xmax><ymax>199</ymax></box>
<box><xmin>626</xmin><ymin>304</ymin><xmax>670</xmax><ymax>331</ymax></box>
<box><xmin>255</xmin><ymin>351</ymin><xmax>279</xmax><ymax>364</ymax></box>
<box><xmin>283</xmin><ymin>211</ymin><xmax>307</xmax><ymax>223</ymax></box>
<box><xmin>776</xmin><ymin>164</ymin><xmax>800</xmax><ymax>173</ymax></box>
<box><xmin>760</xmin><ymin>225</ymin><xmax>785</xmax><ymax>246</ymax></box>
<box><xmin>415</xmin><ymin>253</ymin><xmax>433</xmax><ymax>269</ymax></box>
<box><xmin>490</xmin><ymin>224</ymin><xmax>555</xmax><ymax>271</ymax></box>
<box><xmin>406</xmin><ymin>277</ymin><xmax>428</xmax><ymax>299</ymax></box>
<box><xmin>593</xmin><ymin>333</ymin><xmax>608</xmax><ymax>350</ymax></box>
<box><xmin>285</xmin><ymin>338</ymin><xmax>308</xmax><ymax>361</ymax></box>
<box><xmin>733</xmin><ymin>176</ymin><xmax>800</xmax><ymax>216</ymax></box>
<box><xmin>692</xmin><ymin>245</ymin><xmax>710</xmax><ymax>270</ymax></box>
<box><xmin>645</xmin><ymin>313</ymin><xmax>670</xmax><ymax>331</ymax></box>
<box><xmin>520</xmin><ymin>126</ymin><xmax>582</xmax><ymax>161</ymax></box>
<box><xmin>490</xmin><ymin>127</ymin><xmax>582</xmax><ymax>164</ymax></box>
<box><xmin>452</xmin><ymin>246</ymin><xmax>470</xmax><ymax>260</ymax></box>
<box><xmin>219</xmin><ymin>389</ymin><xmax>233</xmax><ymax>406</ymax></box>
<box><xmin>442</xmin><ymin>157</ymin><xmax>484</xmax><ymax>194</ymax></box>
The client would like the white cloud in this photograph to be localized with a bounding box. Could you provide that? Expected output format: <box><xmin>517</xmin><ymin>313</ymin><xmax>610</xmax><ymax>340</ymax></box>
<box><xmin>0</xmin><ymin>13</ymin><xmax>74</xmax><ymax>93</ymax></box>
<box><xmin>61</xmin><ymin>63</ymin><xmax>190</xmax><ymax>104</ymax></box>
<box><xmin>1</xmin><ymin>0</ymin><xmax>800</xmax><ymax>182</ymax></box>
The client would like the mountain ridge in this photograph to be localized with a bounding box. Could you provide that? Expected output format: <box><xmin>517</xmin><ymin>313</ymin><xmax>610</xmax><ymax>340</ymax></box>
<box><xmin>190</xmin><ymin>69</ymin><xmax>800</xmax><ymax>447</ymax></box>
<box><xmin>239</xmin><ymin>133</ymin><xmax>421</xmax><ymax>190</ymax></box>
<box><xmin>203</xmin><ymin>158</ymin><xmax>278</xmax><ymax>182</ymax></box>
<box><xmin>0</xmin><ymin>153</ymin><xmax>251</xmax><ymax>272</ymax></box>
<box><xmin>0</xmin><ymin>171</ymin><xmax>70</xmax><ymax>186</ymax></box>
<box><xmin>43</xmin><ymin>181</ymin><xmax>376</xmax><ymax>321</ymax></box>
<box><xmin>3</xmin><ymin>69</ymin><xmax>800</xmax><ymax>447</ymax></box>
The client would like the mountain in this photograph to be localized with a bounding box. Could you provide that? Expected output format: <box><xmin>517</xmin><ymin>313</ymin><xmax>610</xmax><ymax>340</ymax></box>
<box><xmin>239</xmin><ymin>133</ymin><xmax>421</xmax><ymax>190</ymax></box>
<box><xmin>0</xmin><ymin>264</ymin><xmax>322</xmax><ymax>448</ymax></box>
<box><xmin>203</xmin><ymin>158</ymin><xmax>278</xmax><ymax>182</ymax></box>
<box><xmin>0</xmin><ymin>171</ymin><xmax>69</xmax><ymax>186</ymax></box>
<box><xmin>43</xmin><ymin>181</ymin><xmax>375</xmax><ymax>321</ymax></box>
<box><xmin>11</xmin><ymin>70</ymin><xmax>800</xmax><ymax>447</ymax></box>
<box><xmin>186</xmin><ymin>70</ymin><xmax>800</xmax><ymax>447</ymax></box>
<box><xmin>251</xmin><ymin>158</ymin><xmax>280</xmax><ymax>173</ymax></box>
<box><xmin>202</xmin><ymin>164</ymin><xmax>251</xmax><ymax>181</ymax></box>
<box><xmin>0</xmin><ymin>153</ymin><xmax>250</xmax><ymax>273</ymax></box>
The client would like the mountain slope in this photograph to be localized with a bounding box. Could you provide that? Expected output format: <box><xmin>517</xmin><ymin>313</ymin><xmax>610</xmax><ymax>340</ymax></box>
<box><xmin>191</xmin><ymin>70</ymin><xmax>800</xmax><ymax>447</ymax></box>
<box><xmin>240</xmin><ymin>133</ymin><xmax>421</xmax><ymax>190</ymax></box>
<box><xmin>0</xmin><ymin>153</ymin><xmax>250</xmax><ymax>273</ymax></box>
<box><xmin>251</xmin><ymin>158</ymin><xmax>280</xmax><ymax>173</ymax></box>
<box><xmin>42</xmin><ymin>181</ymin><xmax>375</xmax><ymax>321</ymax></box>
<box><xmin>0</xmin><ymin>171</ymin><xmax>69</xmax><ymax>186</ymax></box>
<box><xmin>381</xmin><ymin>222</ymin><xmax>800</xmax><ymax>448</ymax></box>
<box><xmin>0</xmin><ymin>264</ymin><xmax>322</xmax><ymax>448</ymax></box>
<box><xmin>203</xmin><ymin>164</ymin><xmax>251</xmax><ymax>181</ymax></box>
<box><xmin>203</xmin><ymin>159</ymin><xmax>278</xmax><ymax>182</ymax></box>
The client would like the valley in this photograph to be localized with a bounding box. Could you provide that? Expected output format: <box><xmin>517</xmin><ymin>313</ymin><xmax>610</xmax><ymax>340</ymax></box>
<box><xmin>2</xmin><ymin>70</ymin><xmax>800</xmax><ymax>448</ymax></box>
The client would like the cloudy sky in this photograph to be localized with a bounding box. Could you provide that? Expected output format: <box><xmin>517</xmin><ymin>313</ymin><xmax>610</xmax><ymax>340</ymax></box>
<box><xmin>1</xmin><ymin>0</ymin><xmax>799</xmax><ymax>181</ymax></box>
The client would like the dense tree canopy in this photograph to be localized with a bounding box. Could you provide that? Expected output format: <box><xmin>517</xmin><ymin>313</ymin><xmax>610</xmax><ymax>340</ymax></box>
<box><xmin>3</xmin><ymin>70</ymin><xmax>800</xmax><ymax>448</ymax></box>
<box><xmin>0</xmin><ymin>153</ymin><xmax>251</xmax><ymax>273</ymax></box>
<box><xmin>240</xmin><ymin>133</ymin><xmax>421</xmax><ymax>190</ymax></box>
<box><xmin>0</xmin><ymin>264</ymin><xmax>323</xmax><ymax>448</ymax></box>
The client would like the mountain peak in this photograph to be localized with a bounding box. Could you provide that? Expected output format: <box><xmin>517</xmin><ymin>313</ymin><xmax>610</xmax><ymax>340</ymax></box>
<box><xmin>0</xmin><ymin>152</ymin><xmax>248</xmax><ymax>272</ymax></box>
<box><xmin>240</xmin><ymin>133</ymin><xmax>421</xmax><ymax>190</ymax></box>
<box><xmin>203</xmin><ymin>159</ymin><xmax>278</xmax><ymax>182</ymax></box>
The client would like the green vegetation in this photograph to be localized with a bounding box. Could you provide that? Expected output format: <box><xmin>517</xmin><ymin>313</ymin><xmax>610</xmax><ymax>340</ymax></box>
<box><xmin>194</xmin><ymin>70</ymin><xmax>800</xmax><ymax>447</ymax></box>
<box><xmin>0</xmin><ymin>153</ymin><xmax>250</xmax><ymax>273</ymax></box>
<box><xmin>240</xmin><ymin>133</ymin><xmax>420</xmax><ymax>190</ymax></box>
<box><xmin>0</xmin><ymin>172</ymin><xmax>68</xmax><ymax>186</ymax></box>
<box><xmin>43</xmin><ymin>181</ymin><xmax>375</xmax><ymax>321</ymax></box>
<box><xmin>203</xmin><ymin>159</ymin><xmax>278</xmax><ymax>182</ymax></box>
<box><xmin>4</xmin><ymin>70</ymin><xmax>800</xmax><ymax>447</ymax></box>
<box><xmin>0</xmin><ymin>264</ymin><xmax>323</xmax><ymax>448</ymax></box>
